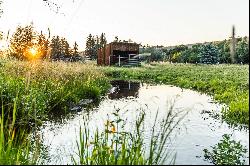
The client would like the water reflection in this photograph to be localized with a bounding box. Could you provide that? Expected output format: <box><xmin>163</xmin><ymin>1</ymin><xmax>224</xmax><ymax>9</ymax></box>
<box><xmin>37</xmin><ymin>82</ymin><xmax>249</xmax><ymax>165</ymax></box>
<box><xmin>108</xmin><ymin>80</ymin><xmax>140</xmax><ymax>99</ymax></box>
<box><xmin>45</xmin><ymin>101</ymin><xmax>100</xmax><ymax>125</ymax></box>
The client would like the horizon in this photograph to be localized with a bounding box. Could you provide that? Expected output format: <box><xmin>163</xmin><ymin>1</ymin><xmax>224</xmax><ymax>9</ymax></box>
<box><xmin>0</xmin><ymin>0</ymin><xmax>249</xmax><ymax>51</ymax></box>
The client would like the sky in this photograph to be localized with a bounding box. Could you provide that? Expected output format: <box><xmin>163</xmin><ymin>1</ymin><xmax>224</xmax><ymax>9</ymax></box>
<box><xmin>0</xmin><ymin>0</ymin><xmax>249</xmax><ymax>51</ymax></box>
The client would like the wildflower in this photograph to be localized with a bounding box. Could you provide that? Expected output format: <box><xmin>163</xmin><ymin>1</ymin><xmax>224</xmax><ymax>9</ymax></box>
<box><xmin>111</xmin><ymin>126</ymin><xmax>116</xmax><ymax>133</ymax></box>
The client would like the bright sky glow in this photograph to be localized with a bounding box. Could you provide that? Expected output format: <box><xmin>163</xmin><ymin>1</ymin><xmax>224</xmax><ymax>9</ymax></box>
<box><xmin>28</xmin><ymin>47</ymin><xmax>38</xmax><ymax>57</ymax></box>
<box><xmin>0</xmin><ymin>0</ymin><xmax>249</xmax><ymax>51</ymax></box>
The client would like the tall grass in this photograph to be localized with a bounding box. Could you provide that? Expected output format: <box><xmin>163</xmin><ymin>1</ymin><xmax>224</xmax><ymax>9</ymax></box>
<box><xmin>0</xmin><ymin>59</ymin><xmax>110</xmax><ymax>125</ymax></box>
<box><xmin>0</xmin><ymin>98</ymin><xmax>39</xmax><ymax>165</ymax></box>
<box><xmin>72</xmin><ymin>104</ymin><xmax>186</xmax><ymax>165</ymax></box>
<box><xmin>0</xmin><ymin>59</ymin><xmax>111</xmax><ymax>164</ymax></box>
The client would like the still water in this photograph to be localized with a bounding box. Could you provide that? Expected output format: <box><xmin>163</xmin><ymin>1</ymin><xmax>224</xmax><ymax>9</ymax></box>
<box><xmin>37</xmin><ymin>80</ymin><xmax>249</xmax><ymax>165</ymax></box>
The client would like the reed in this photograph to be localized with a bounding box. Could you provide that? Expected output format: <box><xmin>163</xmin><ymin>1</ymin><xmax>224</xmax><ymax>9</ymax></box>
<box><xmin>0</xmin><ymin>98</ymin><xmax>39</xmax><ymax>165</ymax></box>
<box><xmin>73</xmin><ymin>104</ymin><xmax>186</xmax><ymax>165</ymax></box>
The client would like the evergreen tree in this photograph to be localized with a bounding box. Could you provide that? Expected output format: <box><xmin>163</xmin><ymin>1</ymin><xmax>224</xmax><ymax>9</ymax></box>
<box><xmin>100</xmin><ymin>33</ymin><xmax>107</xmax><ymax>48</ymax></box>
<box><xmin>95</xmin><ymin>35</ymin><xmax>100</xmax><ymax>49</ymax></box>
<box><xmin>73</xmin><ymin>41</ymin><xmax>79</xmax><ymax>56</ymax></box>
<box><xmin>37</xmin><ymin>31</ymin><xmax>49</xmax><ymax>59</ymax></box>
<box><xmin>60</xmin><ymin>38</ymin><xmax>70</xmax><ymax>57</ymax></box>
<box><xmin>199</xmin><ymin>44</ymin><xmax>219</xmax><ymax>64</ymax></box>
<box><xmin>99</xmin><ymin>33</ymin><xmax>107</xmax><ymax>62</ymax></box>
<box><xmin>85</xmin><ymin>34</ymin><xmax>95</xmax><ymax>59</ymax></box>
<box><xmin>50</xmin><ymin>36</ymin><xmax>61</xmax><ymax>59</ymax></box>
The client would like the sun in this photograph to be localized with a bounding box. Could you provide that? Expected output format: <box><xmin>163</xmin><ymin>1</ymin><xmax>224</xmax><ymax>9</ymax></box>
<box><xmin>28</xmin><ymin>47</ymin><xmax>38</xmax><ymax>57</ymax></box>
<box><xmin>24</xmin><ymin>46</ymin><xmax>42</xmax><ymax>60</ymax></box>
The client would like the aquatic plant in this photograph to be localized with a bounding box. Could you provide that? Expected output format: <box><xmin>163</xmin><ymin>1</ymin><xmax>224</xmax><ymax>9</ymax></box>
<box><xmin>73</xmin><ymin>104</ymin><xmax>186</xmax><ymax>165</ymax></box>
<box><xmin>203</xmin><ymin>134</ymin><xmax>248</xmax><ymax>165</ymax></box>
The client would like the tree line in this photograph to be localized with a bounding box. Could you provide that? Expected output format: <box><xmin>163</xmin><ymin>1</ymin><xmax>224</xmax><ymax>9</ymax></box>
<box><xmin>140</xmin><ymin>37</ymin><xmax>249</xmax><ymax>64</ymax></box>
<box><xmin>85</xmin><ymin>33</ymin><xmax>107</xmax><ymax>60</ymax></box>
<box><xmin>7</xmin><ymin>24</ymin><xmax>81</xmax><ymax>61</ymax></box>
<box><xmin>2</xmin><ymin>24</ymin><xmax>111</xmax><ymax>61</ymax></box>
<box><xmin>3</xmin><ymin>24</ymin><xmax>249</xmax><ymax>64</ymax></box>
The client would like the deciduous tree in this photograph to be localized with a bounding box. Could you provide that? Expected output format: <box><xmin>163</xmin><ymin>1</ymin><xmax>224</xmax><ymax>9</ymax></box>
<box><xmin>10</xmin><ymin>24</ymin><xmax>35</xmax><ymax>59</ymax></box>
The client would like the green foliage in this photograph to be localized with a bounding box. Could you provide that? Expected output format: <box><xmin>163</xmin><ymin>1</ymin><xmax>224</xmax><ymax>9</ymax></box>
<box><xmin>171</xmin><ymin>52</ymin><xmax>182</xmax><ymax>63</ymax></box>
<box><xmin>214</xmin><ymin>40</ymin><xmax>231</xmax><ymax>63</ymax></box>
<box><xmin>0</xmin><ymin>99</ymin><xmax>39</xmax><ymax>165</ymax></box>
<box><xmin>50</xmin><ymin>36</ymin><xmax>73</xmax><ymax>59</ymax></box>
<box><xmin>0</xmin><ymin>60</ymin><xmax>110</xmax><ymax>125</ymax></box>
<box><xmin>203</xmin><ymin>134</ymin><xmax>247</xmax><ymax>165</ymax></box>
<box><xmin>73</xmin><ymin>106</ymin><xmax>183</xmax><ymax>165</ymax></box>
<box><xmin>103</xmin><ymin>63</ymin><xmax>249</xmax><ymax>126</ymax></box>
<box><xmin>199</xmin><ymin>44</ymin><xmax>219</xmax><ymax>64</ymax></box>
<box><xmin>163</xmin><ymin>45</ymin><xmax>188</xmax><ymax>62</ymax></box>
<box><xmin>148</xmin><ymin>37</ymin><xmax>249</xmax><ymax>64</ymax></box>
<box><xmin>140</xmin><ymin>46</ymin><xmax>166</xmax><ymax>62</ymax></box>
<box><xmin>236</xmin><ymin>37</ymin><xmax>249</xmax><ymax>64</ymax></box>
<box><xmin>85</xmin><ymin>34</ymin><xmax>96</xmax><ymax>59</ymax></box>
<box><xmin>85</xmin><ymin>33</ymin><xmax>107</xmax><ymax>60</ymax></box>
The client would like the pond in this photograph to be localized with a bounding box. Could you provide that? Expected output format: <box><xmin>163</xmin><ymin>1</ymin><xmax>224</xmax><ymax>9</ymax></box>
<box><xmin>36</xmin><ymin>80</ymin><xmax>249</xmax><ymax>165</ymax></box>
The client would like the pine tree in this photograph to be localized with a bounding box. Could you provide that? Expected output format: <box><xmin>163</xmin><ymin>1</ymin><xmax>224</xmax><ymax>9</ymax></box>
<box><xmin>100</xmin><ymin>33</ymin><xmax>107</xmax><ymax>48</ymax></box>
<box><xmin>85</xmin><ymin>34</ymin><xmax>95</xmax><ymax>59</ymax></box>
<box><xmin>37</xmin><ymin>31</ymin><xmax>49</xmax><ymax>59</ymax></box>
<box><xmin>60</xmin><ymin>38</ymin><xmax>70</xmax><ymax>57</ymax></box>
<box><xmin>73</xmin><ymin>41</ymin><xmax>79</xmax><ymax>56</ymax></box>
<box><xmin>199</xmin><ymin>44</ymin><xmax>219</xmax><ymax>64</ymax></box>
<box><xmin>50</xmin><ymin>36</ymin><xmax>61</xmax><ymax>59</ymax></box>
<box><xmin>99</xmin><ymin>33</ymin><xmax>107</xmax><ymax>62</ymax></box>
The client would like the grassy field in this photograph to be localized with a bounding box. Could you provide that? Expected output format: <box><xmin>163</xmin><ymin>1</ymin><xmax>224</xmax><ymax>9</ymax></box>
<box><xmin>0</xmin><ymin>59</ymin><xmax>110</xmax><ymax>125</ymax></box>
<box><xmin>102</xmin><ymin>62</ymin><xmax>249</xmax><ymax>126</ymax></box>
<box><xmin>1</xmin><ymin>60</ymin><xmax>248</xmax><ymax>126</ymax></box>
<box><xmin>0</xmin><ymin>59</ymin><xmax>248</xmax><ymax>164</ymax></box>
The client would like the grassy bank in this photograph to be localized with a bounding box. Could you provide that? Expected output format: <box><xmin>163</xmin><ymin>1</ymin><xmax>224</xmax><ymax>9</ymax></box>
<box><xmin>102</xmin><ymin>62</ymin><xmax>249</xmax><ymax>126</ymax></box>
<box><xmin>0</xmin><ymin>59</ymin><xmax>110</xmax><ymax>164</ymax></box>
<box><xmin>0</xmin><ymin>59</ymin><xmax>110</xmax><ymax>125</ymax></box>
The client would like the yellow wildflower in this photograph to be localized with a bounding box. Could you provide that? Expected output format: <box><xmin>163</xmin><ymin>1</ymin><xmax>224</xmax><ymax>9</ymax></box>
<box><xmin>111</xmin><ymin>126</ymin><xmax>116</xmax><ymax>133</ymax></box>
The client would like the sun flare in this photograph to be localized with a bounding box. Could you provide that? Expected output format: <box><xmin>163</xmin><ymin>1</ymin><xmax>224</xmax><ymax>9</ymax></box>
<box><xmin>24</xmin><ymin>46</ymin><xmax>42</xmax><ymax>60</ymax></box>
<box><xmin>28</xmin><ymin>47</ymin><xmax>38</xmax><ymax>57</ymax></box>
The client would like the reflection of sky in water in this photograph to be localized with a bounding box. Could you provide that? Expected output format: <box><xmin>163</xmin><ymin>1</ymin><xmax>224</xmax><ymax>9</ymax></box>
<box><xmin>37</xmin><ymin>84</ymin><xmax>249</xmax><ymax>165</ymax></box>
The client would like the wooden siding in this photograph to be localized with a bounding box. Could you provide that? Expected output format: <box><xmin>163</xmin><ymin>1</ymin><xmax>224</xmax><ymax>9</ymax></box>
<box><xmin>97</xmin><ymin>42</ymin><xmax>139</xmax><ymax>66</ymax></box>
